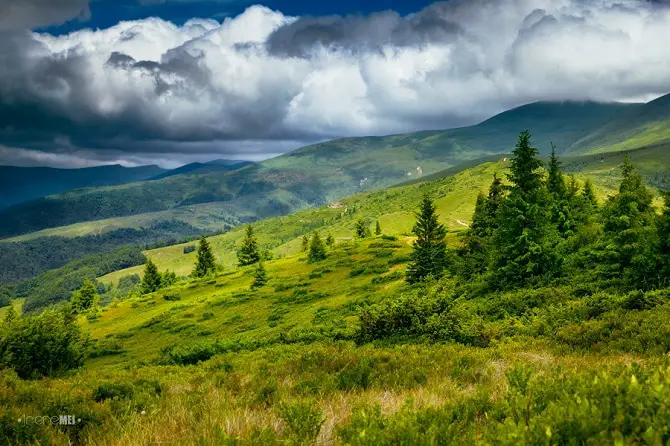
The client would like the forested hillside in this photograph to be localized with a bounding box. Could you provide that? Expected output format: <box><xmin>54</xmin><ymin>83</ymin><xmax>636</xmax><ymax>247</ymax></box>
<box><xmin>1</xmin><ymin>131</ymin><xmax>670</xmax><ymax>444</ymax></box>
<box><xmin>0</xmin><ymin>164</ymin><xmax>165</xmax><ymax>210</ymax></box>
<box><xmin>0</xmin><ymin>100</ymin><xmax>650</xmax><ymax>240</ymax></box>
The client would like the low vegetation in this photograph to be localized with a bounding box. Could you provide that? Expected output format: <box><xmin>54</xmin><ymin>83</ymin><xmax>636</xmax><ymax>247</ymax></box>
<box><xmin>1</xmin><ymin>131</ymin><xmax>669</xmax><ymax>444</ymax></box>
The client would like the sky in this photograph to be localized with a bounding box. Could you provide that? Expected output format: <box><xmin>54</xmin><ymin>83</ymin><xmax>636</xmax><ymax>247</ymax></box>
<box><xmin>1</xmin><ymin>0</ymin><xmax>670</xmax><ymax>168</ymax></box>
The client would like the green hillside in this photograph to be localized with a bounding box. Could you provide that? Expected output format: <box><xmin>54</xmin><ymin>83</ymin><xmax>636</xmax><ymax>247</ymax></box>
<box><xmin>0</xmin><ymin>164</ymin><xmax>165</xmax><ymax>210</ymax></box>
<box><xmin>570</xmin><ymin>93</ymin><xmax>670</xmax><ymax>154</ymax></box>
<box><xmin>2</xmin><ymin>139</ymin><xmax>670</xmax><ymax>444</ymax></box>
<box><xmin>0</xmin><ymin>101</ymin><xmax>639</xmax><ymax>240</ymax></box>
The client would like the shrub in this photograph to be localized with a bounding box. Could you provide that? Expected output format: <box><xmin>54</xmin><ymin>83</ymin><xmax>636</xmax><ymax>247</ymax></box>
<box><xmin>0</xmin><ymin>310</ymin><xmax>87</xmax><ymax>379</ymax></box>
<box><xmin>163</xmin><ymin>293</ymin><xmax>181</xmax><ymax>302</ymax></box>
<box><xmin>279</xmin><ymin>400</ymin><xmax>324</xmax><ymax>441</ymax></box>
<box><xmin>183</xmin><ymin>245</ymin><xmax>196</xmax><ymax>254</ymax></box>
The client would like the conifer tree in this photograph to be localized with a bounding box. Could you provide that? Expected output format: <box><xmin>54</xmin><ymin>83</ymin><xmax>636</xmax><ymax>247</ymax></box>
<box><xmin>326</xmin><ymin>233</ymin><xmax>335</xmax><ymax>247</ymax></box>
<box><xmin>460</xmin><ymin>175</ymin><xmax>505</xmax><ymax>277</ymax></box>
<box><xmin>237</xmin><ymin>226</ymin><xmax>260</xmax><ymax>266</ymax></box>
<box><xmin>375</xmin><ymin>220</ymin><xmax>382</xmax><ymax>236</ymax></box>
<box><xmin>598</xmin><ymin>156</ymin><xmax>657</xmax><ymax>287</ymax></box>
<box><xmin>547</xmin><ymin>144</ymin><xmax>567</xmax><ymax>198</ymax></box>
<box><xmin>251</xmin><ymin>262</ymin><xmax>268</xmax><ymax>289</ymax></box>
<box><xmin>72</xmin><ymin>279</ymin><xmax>98</xmax><ymax>312</ymax></box>
<box><xmin>301</xmin><ymin>235</ymin><xmax>310</xmax><ymax>252</ymax></box>
<box><xmin>406</xmin><ymin>195</ymin><xmax>448</xmax><ymax>284</ymax></box>
<box><xmin>355</xmin><ymin>219</ymin><xmax>368</xmax><ymax>238</ymax></box>
<box><xmin>194</xmin><ymin>236</ymin><xmax>217</xmax><ymax>277</ymax></box>
<box><xmin>141</xmin><ymin>259</ymin><xmax>162</xmax><ymax>294</ymax></box>
<box><xmin>308</xmin><ymin>232</ymin><xmax>327</xmax><ymax>263</ymax></box>
<box><xmin>491</xmin><ymin>131</ymin><xmax>559</xmax><ymax>288</ymax></box>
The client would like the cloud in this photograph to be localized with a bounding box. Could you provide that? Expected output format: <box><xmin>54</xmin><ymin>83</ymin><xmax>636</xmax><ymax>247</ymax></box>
<box><xmin>0</xmin><ymin>0</ymin><xmax>90</xmax><ymax>31</ymax></box>
<box><xmin>2</xmin><ymin>0</ymin><xmax>670</xmax><ymax>167</ymax></box>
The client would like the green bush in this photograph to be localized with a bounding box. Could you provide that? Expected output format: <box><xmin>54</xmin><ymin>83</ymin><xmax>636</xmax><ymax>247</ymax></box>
<box><xmin>278</xmin><ymin>399</ymin><xmax>324</xmax><ymax>441</ymax></box>
<box><xmin>0</xmin><ymin>309</ymin><xmax>87</xmax><ymax>379</ymax></box>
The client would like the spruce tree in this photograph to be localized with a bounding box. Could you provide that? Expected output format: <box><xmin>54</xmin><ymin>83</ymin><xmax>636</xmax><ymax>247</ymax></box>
<box><xmin>406</xmin><ymin>194</ymin><xmax>448</xmax><ymax>284</ymax></box>
<box><xmin>375</xmin><ymin>220</ymin><xmax>382</xmax><ymax>236</ymax></box>
<box><xmin>251</xmin><ymin>262</ymin><xmax>268</xmax><ymax>289</ymax></box>
<box><xmin>491</xmin><ymin>131</ymin><xmax>559</xmax><ymax>288</ymax></box>
<box><xmin>547</xmin><ymin>144</ymin><xmax>567</xmax><ymax>198</ymax></box>
<box><xmin>597</xmin><ymin>156</ymin><xmax>657</xmax><ymax>287</ymax></box>
<box><xmin>72</xmin><ymin>279</ymin><xmax>97</xmax><ymax>312</ymax></box>
<box><xmin>326</xmin><ymin>233</ymin><xmax>335</xmax><ymax>247</ymax></box>
<box><xmin>355</xmin><ymin>219</ymin><xmax>368</xmax><ymax>238</ymax></box>
<box><xmin>194</xmin><ymin>236</ymin><xmax>217</xmax><ymax>277</ymax></box>
<box><xmin>301</xmin><ymin>235</ymin><xmax>310</xmax><ymax>252</ymax></box>
<box><xmin>460</xmin><ymin>175</ymin><xmax>505</xmax><ymax>278</ymax></box>
<box><xmin>237</xmin><ymin>226</ymin><xmax>260</xmax><ymax>266</ymax></box>
<box><xmin>547</xmin><ymin>146</ymin><xmax>576</xmax><ymax>237</ymax></box>
<box><xmin>141</xmin><ymin>259</ymin><xmax>162</xmax><ymax>294</ymax></box>
<box><xmin>308</xmin><ymin>232</ymin><xmax>327</xmax><ymax>263</ymax></box>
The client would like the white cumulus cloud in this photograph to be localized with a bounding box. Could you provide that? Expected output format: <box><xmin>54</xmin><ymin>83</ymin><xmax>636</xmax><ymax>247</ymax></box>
<box><xmin>2</xmin><ymin>0</ymin><xmax>670</xmax><ymax>167</ymax></box>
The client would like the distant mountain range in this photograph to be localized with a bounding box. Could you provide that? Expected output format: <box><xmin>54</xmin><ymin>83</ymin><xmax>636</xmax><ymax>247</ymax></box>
<box><xmin>0</xmin><ymin>164</ymin><xmax>165</xmax><ymax>210</ymax></box>
<box><xmin>0</xmin><ymin>159</ymin><xmax>253</xmax><ymax>210</ymax></box>
<box><xmin>2</xmin><ymin>94</ymin><xmax>670</xmax><ymax>239</ymax></box>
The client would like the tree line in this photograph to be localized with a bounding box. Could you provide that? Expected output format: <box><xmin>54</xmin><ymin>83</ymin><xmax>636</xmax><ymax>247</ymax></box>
<box><xmin>403</xmin><ymin>130</ymin><xmax>670</xmax><ymax>291</ymax></box>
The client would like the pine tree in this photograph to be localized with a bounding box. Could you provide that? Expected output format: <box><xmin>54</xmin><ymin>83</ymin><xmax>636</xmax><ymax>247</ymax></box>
<box><xmin>547</xmin><ymin>146</ymin><xmax>576</xmax><ymax>237</ymax></box>
<box><xmin>71</xmin><ymin>279</ymin><xmax>97</xmax><ymax>312</ymax></box>
<box><xmin>459</xmin><ymin>175</ymin><xmax>505</xmax><ymax>278</ymax></box>
<box><xmin>308</xmin><ymin>232</ymin><xmax>327</xmax><ymax>263</ymax></box>
<box><xmin>301</xmin><ymin>235</ymin><xmax>310</xmax><ymax>252</ymax></box>
<box><xmin>547</xmin><ymin>144</ymin><xmax>567</xmax><ymax>198</ymax></box>
<box><xmin>141</xmin><ymin>259</ymin><xmax>163</xmax><ymax>294</ymax></box>
<box><xmin>375</xmin><ymin>220</ymin><xmax>382</xmax><ymax>236</ymax></box>
<box><xmin>326</xmin><ymin>233</ymin><xmax>335</xmax><ymax>247</ymax></box>
<box><xmin>406</xmin><ymin>194</ymin><xmax>448</xmax><ymax>284</ymax></box>
<box><xmin>251</xmin><ymin>262</ymin><xmax>268</xmax><ymax>289</ymax></box>
<box><xmin>237</xmin><ymin>226</ymin><xmax>260</xmax><ymax>266</ymax></box>
<box><xmin>597</xmin><ymin>156</ymin><xmax>657</xmax><ymax>287</ymax></box>
<box><xmin>3</xmin><ymin>305</ymin><xmax>18</xmax><ymax>326</ymax></box>
<box><xmin>491</xmin><ymin>131</ymin><xmax>559</xmax><ymax>288</ymax></box>
<box><xmin>193</xmin><ymin>236</ymin><xmax>217</xmax><ymax>278</ymax></box>
<box><xmin>355</xmin><ymin>219</ymin><xmax>368</xmax><ymax>238</ymax></box>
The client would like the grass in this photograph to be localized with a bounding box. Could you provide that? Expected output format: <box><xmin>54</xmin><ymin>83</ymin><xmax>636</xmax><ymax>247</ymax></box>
<box><xmin>4</xmin><ymin>235</ymin><xmax>670</xmax><ymax>443</ymax></box>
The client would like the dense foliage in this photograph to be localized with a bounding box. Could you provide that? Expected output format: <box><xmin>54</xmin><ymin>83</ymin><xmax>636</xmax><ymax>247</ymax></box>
<box><xmin>0</xmin><ymin>309</ymin><xmax>87</xmax><ymax>379</ymax></box>
<box><xmin>16</xmin><ymin>246</ymin><xmax>146</xmax><ymax>314</ymax></box>
<box><xmin>0</xmin><ymin>220</ymin><xmax>201</xmax><ymax>286</ymax></box>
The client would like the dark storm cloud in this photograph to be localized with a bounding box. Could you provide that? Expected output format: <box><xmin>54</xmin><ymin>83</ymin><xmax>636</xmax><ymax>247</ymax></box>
<box><xmin>0</xmin><ymin>0</ymin><xmax>90</xmax><ymax>31</ymax></box>
<box><xmin>265</xmin><ymin>3</ymin><xmax>463</xmax><ymax>57</ymax></box>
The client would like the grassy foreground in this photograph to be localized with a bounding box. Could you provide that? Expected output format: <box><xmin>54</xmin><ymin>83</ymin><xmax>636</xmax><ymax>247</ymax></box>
<box><xmin>3</xmin><ymin>234</ymin><xmax>670</xmax><ymax>444</ymax></box>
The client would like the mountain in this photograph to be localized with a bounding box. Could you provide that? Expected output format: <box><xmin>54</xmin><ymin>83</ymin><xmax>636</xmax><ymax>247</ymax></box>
<box><xmin>148</xmin><ymin>160</ymin><xmax>254</xmax><ymax>181</ymax></box>
<box><xmin>568</xmin><ymin>93</ymin><xmax>670</xmax><ymax>154</ymax></box>
<box><xmin>0</xmin><ymin>164</ymin><xmax>165</xmax><ymax>210</ymax></box>
<box><xmin>0</xmin><ymin>100</ymin><xmax>657</xmax><ymax>239</ymax></box>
